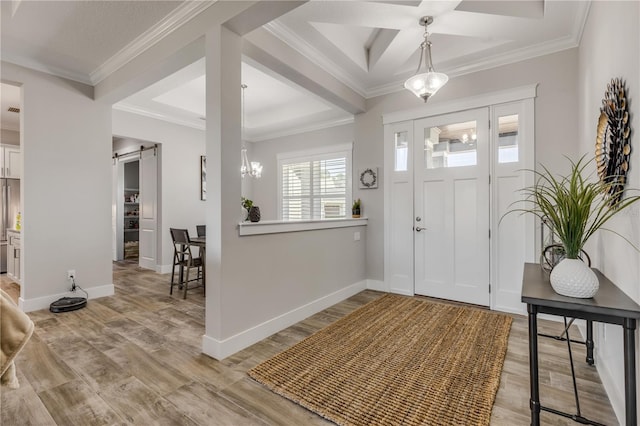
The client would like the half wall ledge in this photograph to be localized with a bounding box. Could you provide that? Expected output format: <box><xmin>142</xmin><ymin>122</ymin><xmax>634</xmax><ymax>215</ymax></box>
<box><xmin>238</xmin><ymin>217</ymin><xmax>368</xmax><ymax>236</ymax></box>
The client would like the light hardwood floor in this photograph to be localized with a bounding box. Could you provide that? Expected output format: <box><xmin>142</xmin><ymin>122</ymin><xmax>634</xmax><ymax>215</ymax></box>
<box><xmin>1</xmin><ymin>263</ymin><xmax>618</xmax><ymax>425</ymax></box>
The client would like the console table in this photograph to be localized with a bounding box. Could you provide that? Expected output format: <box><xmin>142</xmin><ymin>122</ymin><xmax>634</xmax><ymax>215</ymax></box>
<box><xmin>521</xmin><ymin>262</ymin><xmax>640</xmax><ymax>426</ymax></box>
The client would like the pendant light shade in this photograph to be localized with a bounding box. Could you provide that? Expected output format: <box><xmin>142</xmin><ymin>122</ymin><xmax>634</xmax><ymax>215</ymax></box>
<box><xmin>404</xmin><ymin>16</ymin><xmax>448</xmax><ymax>102</ymax></box>
<box><xmin>240</xmin><ymin>84</ymin><xmax>262</xmax><ymax>179</ymax></box>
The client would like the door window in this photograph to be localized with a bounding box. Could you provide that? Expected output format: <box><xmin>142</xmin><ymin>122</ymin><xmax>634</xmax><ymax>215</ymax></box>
<box><xmin>394</xmin><ymin>131</ymin><xmax>409</xmax><ymax>171</ymax></box>
<box><xmin>424</xmin><ymin>120</ymin><xmax>478</xmax><ymax>169</ymax></box>
<box><xmin>498</xmin><ymin>114</ymin><xmax>519</xmax><ymax>163</ymax></box>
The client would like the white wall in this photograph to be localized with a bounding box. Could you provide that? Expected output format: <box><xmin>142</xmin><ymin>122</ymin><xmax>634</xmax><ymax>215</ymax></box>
<box><xmin>355</xmin><ymin>48</ymin><xmax>580</xmax><ymax>282</ymax></box>
<box><xmin>1</xmin><ymin>129</ymin><xmax>20</xmax><ymax>145</ymax></box>
<box><xmin>112</xmin><ymin>109</ymin><xmax>206</xmax><ymax>272</ymax></box>
<box><xmin>1</xmin><ymin>61</ymin><xmax>114</xmax><ymax>311</ymax></box>
<box><xmin>250</xmin><ymin>123</ymin><xmax>354</xmax><ymax>220</ymax></box>
<box><xmin>577</xmin><ymin>2</ymin><xmax>640</xmax><ymax>422</ymax></box>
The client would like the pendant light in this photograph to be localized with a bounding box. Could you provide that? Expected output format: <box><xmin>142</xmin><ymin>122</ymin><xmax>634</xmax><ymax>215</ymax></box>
<box><xmin>240</xmin><ymin>84</ymin><xmax>262</xmax><ymax>178</ymax></box>
<box><xmin>404</xmin><ymin>16</ymin><xmax>448</xmax><ymax>102</ymax></box>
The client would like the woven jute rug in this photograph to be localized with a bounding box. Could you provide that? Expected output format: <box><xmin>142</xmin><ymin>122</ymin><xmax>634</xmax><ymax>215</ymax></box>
<box><xmin>248</xmin><ymin>294</ymin><xmax>512</xmax><ymax>426</ymax></box>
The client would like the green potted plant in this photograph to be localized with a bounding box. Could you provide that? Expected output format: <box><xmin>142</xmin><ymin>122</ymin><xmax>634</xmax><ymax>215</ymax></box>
<box><xmin>241</xmin><ymin>197</ymin><xmax>260</xmax><ymax>222</ymax></box>
<box><xmin>352</xmin><ymin>199</ymin><xmax>361</xmax><ymax>218</ymax></box>
<box><xmin>506</xmin><ymin>156</ymin><xmax>640</xmax><ymax>298</ymax></box>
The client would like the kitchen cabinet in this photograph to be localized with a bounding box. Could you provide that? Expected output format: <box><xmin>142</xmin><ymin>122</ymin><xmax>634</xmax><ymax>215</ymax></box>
<box><xmin>7</xmin><ymin>229</ymin><xmax>21</xmax><ymax>283</ymax></box>
<box><xmin>1</xmin><ymin>145</ymin><xmax>21</xmax><ymax>179</ymax></box>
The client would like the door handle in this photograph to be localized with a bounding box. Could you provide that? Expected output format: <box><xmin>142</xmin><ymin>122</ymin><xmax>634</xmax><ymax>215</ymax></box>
<box><xmin>415</xmin><ymin>226</ymin><xmax>425</xmax><ymax>232</ymax></box>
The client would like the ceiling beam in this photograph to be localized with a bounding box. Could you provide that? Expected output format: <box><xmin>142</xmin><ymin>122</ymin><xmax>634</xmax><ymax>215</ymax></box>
<box><xmin>244</xmin><ymin>28</ymin><xmax>366</xmax><ymax>115</ymax></box>
<box><xmin>225</xmin><ymin>1</ymin><xmax>307</xmax><ymax>36</ymax></box>
<box><xmin>367</xmin><ymin>28</ymin><xmax>400</xmax><ymax>71</ymax></box>
<box><xmin>95</xmin><ymin>1</ymin><xmax>304</xmax><ymax>105</ymax></box>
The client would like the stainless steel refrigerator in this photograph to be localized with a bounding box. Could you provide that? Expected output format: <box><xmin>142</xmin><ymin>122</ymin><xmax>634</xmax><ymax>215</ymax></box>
<box><xmin>1</xmin><ymin>178</ymin><xmax>20</xmax><ymax>273</ymax></box>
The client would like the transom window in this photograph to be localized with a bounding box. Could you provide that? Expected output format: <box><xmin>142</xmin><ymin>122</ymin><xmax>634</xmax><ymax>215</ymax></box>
<box><xmin>278</xmin><ymin>144</ymin><xmax>352</xmax><ymax>221</ymax></box>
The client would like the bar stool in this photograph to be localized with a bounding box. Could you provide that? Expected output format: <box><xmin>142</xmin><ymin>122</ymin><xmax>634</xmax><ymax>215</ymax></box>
<box><xmin>169</xmin><ymin>228</ymin><xmax>203</xmax><ymax>299</ymax></box>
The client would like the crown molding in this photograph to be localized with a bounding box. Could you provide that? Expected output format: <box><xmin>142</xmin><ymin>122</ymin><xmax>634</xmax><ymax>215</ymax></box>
<box><xmin>90</xmin><ymin>1</ymin><xmax>216</xmax><ymax>85</ymax></box>
<box><xmin>1</xmin><ymin>56</ymin><xmax>93</xmax><ymax>85</ymax></box>
<box><xmin>446</xmin><ymin>33</ymin><xmax>581</xmax><ymax>80</ymax></box>
<box><xmin>113</xmin><ymin>103</ymin><xmax>205</xmax><ymax>131</ymax></box>
<box><xmin>263</xmin><ymin>21</ymin><xmax>368</xmax><ymax>98</ymax></box>
<box><xmin>247</xmin><ymin>116</ymin><xmax>354</xmax><ymax>143</ymax></box>
<box><xmin>572</xmin><ymin>0</ymin><xmax>592</xmax><ymax>47</ymax></box>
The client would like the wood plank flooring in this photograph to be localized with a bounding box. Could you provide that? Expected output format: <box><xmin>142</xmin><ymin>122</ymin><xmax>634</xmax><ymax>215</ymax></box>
<box><xmin>1</xmin><ymin>263</ymin><xmax>618</xmax><ymax>425</ymax></box>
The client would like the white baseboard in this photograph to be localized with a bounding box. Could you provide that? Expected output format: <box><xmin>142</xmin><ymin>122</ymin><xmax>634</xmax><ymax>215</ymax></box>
<box><xmin>366</xmin><ymin>279</ymin><xmax>386</xmax><ymax>292</ymax></box>
<box><xmin>595</xmin><ymin>349</ymin><xmax>624</xmax><ymax>425</ymax></box>
<box><xmin>157</xmin><ymin>264</ymin><xmax>172</xmax><ymax>274</ymax></box>
<box><xmin>389</xmin><ymin>288</ymin><xmax>414</xmax><ymax>296</ymax></box>
<box><xmin>493</xmin><ymin>304</ymin><xmax>527</xmax><ymax>316</ymax></box>
<box><xmin>202</xmin><ymin>280</ymin><xmax>368</xmax><ymax>360</ymax></box>
<box><xmin>19</xmin><ymin>284</ymin><xmax>115</xmax><ymax>312</ymax></box>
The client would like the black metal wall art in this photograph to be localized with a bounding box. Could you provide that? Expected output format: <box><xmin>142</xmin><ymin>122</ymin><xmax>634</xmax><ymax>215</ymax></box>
<box><xmin>595</xmin><ymin>77</ymin><xmax>632</xmax><ymax>205</ymax></box>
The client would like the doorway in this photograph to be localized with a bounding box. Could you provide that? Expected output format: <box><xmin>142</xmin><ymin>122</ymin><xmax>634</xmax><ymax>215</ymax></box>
<box><xmin>384</xmin><ymin>93</ymin><xmax>536</xmax><ymax>313</ymax></box>
<box><xmin>123</xmin><ymin>160</ymin><xmax>140</xmax><ymax>261</ymax></box>
<box><xmin>413</xmin><ymin>108</ymin><xmax>490</xmax><ymax>305</ymax></box>
<box><xmin>112</xmin><ymin>140</ymin><xmax>159</xmax><ymax>271</ymax></box>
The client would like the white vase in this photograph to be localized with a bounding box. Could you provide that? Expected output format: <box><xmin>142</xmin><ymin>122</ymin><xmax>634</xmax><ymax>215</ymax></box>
<box><xmin>550</xmin><ymin>258</ymin><xmax>599</xmax><ymax>298</ymax></box>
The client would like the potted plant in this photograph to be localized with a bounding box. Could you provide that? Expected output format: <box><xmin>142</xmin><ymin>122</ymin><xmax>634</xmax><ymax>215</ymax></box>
<box><xmin>241</xmin><ymin>197</ymin><xmax>260</xmax><ymax>222</ymax></box>
<box><xmin>352</xmin><ymin>199</ymin><xmax>361</xmax><ymax>218</ymax></box>
<box><xmin>507</xmin><ymin>156</ymin><xmax>640</xmax><ymax>298</ymax></box>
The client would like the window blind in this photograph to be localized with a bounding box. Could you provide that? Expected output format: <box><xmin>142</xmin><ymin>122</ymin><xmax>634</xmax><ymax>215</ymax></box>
<box><xmin>279</xmin><ymin>148</ymin><xmax>351</xmax><ymax>220</ymax></box>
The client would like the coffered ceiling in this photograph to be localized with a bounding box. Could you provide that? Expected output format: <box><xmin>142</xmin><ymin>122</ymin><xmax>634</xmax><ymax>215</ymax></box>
<box><xmin>114</xmin><ymin>57</ymin><xmax>353</xmax><ymax>141</ymax></box>
<box><xmin>266</xmin><ymin>0</ymin><xmax>588</xmax><ymax>97</ymax></box>
<box><xmin>1</xmin><ymin>1</ymin><xmax>591</xmax><ymax>139</ymax></box>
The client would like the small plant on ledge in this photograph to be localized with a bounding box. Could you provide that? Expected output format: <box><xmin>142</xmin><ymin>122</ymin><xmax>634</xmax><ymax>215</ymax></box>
<box><xmin>241</xmin><ymin>197</ymin><xmax>253</xmax><ymax>213</ymax></box>
<box><xmin>241</xmin><ymin>196</ymin><xmax>261</xmax><ymax>223</ymax></box>
<box><xmin>352</xmin><ymin>198</ymin><xmax>361</xmax><ymax>218</ymax></box>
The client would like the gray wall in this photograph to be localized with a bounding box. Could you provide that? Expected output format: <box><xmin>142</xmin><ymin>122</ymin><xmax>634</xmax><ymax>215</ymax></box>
<box><xmin>355</xmin><ymin>48</ymin><xmax>580</xmax><ymax>281</ymax></box>
<box><xmin>577</xmin><ymin>2</ymin><xmax>639</xmax><ymax>421</ymax></box>
<box><xmin>1</xmin><ymin>129</ymin><xmax>19</xmax><ymax>145</ymax></box>
<box><xmin>203</xmin><ymin>27</ymin><xmax>366</xmax><ymax>354</ymax></box>
<box><xmin>251</xmin><ymin>123</ymin><xmax>354</xmax><ymax>220</ymax></box>
<box><xmin>1</xmin><ymin>61</ymin><xmax>113</xmax><ymax>309</ymax></box>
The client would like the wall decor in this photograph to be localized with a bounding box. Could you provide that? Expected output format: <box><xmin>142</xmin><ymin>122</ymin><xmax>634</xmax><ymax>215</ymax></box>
<box><xmin>200</xmin><ymin>155</ymin><xmax>207</xmax><ymax>201</ymax></box>
<box><xmin>359</xmin><ymin>167</ymin><xmax>378</xmax><ymax>189</ymax></box>
<box><xmin>595</xmin><ymin>77</ymin><xmax>632</xmax><ymax>205</ymax></box>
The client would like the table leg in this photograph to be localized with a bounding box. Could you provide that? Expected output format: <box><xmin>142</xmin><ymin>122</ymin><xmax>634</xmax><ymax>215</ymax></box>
<box><xmin>586</xmin><ymin>320</ymin><xmax>594</xmax><ymax>365</ymax></box>
<box><xmin>201</xmin><ymin>246</ymin><xmax>206</xmax><ymax>296</ymax></box>
<box><xmin>623</xmin><ymin>318</ymin><xmax>637</xmax><ymax>426</ymax></box>
<box><xmin>528</xmin><ymin>304</ymin><xmax>541</xmax><ymax>426</ymax></box>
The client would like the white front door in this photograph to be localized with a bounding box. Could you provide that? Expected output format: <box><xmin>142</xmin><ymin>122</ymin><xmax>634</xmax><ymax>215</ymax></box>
<box><xmin>384</xmin><ymin>90</ymin><xmax>536</xmax><ymax>312</ymax></box>
<box><xmin>139</xmin><ymin>149</ymin><xmax>158</xmax><ymax>270</ymax></box>
<box><xmin>413</xmin><ymin>108</ymin><xmax>490</xmax><ymax>306</ymax></box>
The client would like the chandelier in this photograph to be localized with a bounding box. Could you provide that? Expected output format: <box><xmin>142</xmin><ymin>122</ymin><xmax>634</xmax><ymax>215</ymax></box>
<box><xmin>240</xmin><ymin>84</ymin><xmax>262</xmax><ymax>178</ymax></box>
<box><xmin>404</xmin><ymin>16</ymin><xmax>448</xmax><ymax>102</ymax></box>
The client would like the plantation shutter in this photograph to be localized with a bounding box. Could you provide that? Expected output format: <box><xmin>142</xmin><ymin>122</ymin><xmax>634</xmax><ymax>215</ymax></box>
<box><xmin>279</xmin><ymin>145</ymin><xmax>352</xmax><ymax>221</ymax></box>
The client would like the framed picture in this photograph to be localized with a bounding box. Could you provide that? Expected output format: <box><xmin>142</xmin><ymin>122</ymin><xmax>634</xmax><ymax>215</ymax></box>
<box><xmin>200</xmin><ymin>155</ymin><xmax>207</xmax><ymax>200</ymax></box>
<box><xmin>358</xmin><ymin>167</ymin><xmax>378</xmax><ymax>189</ymax></box>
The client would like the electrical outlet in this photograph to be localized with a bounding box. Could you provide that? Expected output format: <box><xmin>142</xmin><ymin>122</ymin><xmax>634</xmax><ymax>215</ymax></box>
<box><xmin>67</xmin><ymin>270</ymin><xmax>76</xmax><ymax>280</ymax></box>
<box><xmin>354</xmin><ymin>231</ymin><xmax>361</xmax><ymax>241</ymax></box>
